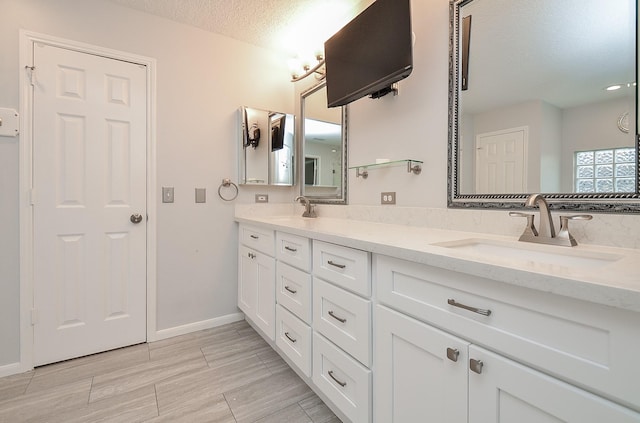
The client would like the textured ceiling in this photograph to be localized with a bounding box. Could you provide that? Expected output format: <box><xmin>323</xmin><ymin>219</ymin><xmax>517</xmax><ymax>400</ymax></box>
<box><xmin>106</xmin><ymin>0</ymin><xmax>370</xmax><ymax>56</ymax></box>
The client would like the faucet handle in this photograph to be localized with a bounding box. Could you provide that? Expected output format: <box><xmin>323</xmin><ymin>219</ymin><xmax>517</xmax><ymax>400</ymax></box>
<box><xmin>560</xmin><ymin>214</ymin><xmax>593</xmax><ymax>222</ymax></box>
<box><xmin>557</xmin><ymin>215</ymin><xmax>592</xmax><ymax>246</ymax></box>
<box><xmin>509</xmin><ymin>211</ymin><xmax>538</xmax><ymax>238</ymax></box>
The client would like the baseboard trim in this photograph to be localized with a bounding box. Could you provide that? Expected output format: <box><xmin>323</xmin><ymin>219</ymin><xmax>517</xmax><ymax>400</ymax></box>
<box><xmin>151</xmin><ymin>312</ymin><xmax>245</xmax><ymax>342</ymax></box>
<box><xmin>0</xmin><ymin>362</ymin><xmax>27</xmax><ymax>378</ymax></box>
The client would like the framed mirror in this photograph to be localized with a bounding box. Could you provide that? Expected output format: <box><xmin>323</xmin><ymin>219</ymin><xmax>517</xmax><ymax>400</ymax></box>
<box><xmin>448</xmin><ymin>0</ymin><xmax>640</xmax><ymax>212</ymax></box>
<box><xmin>300</xmin><ymin>82</ymin><xmax>348</xmax><ymax>203</ymax></box>
<box><xmin>238</xmin><ymin>106</ymin><xmax>295</xmax><ymax>186</ymax></box>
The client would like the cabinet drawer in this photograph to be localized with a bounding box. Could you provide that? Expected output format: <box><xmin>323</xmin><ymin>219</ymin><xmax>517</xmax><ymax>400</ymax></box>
<box><xmin>376</xmin><ymin>254</ymin><xmax>640</xmax><ymax>411</ymax></box>
<box><xmin>313</xmin><ymin>278</ymin><xmax>371</xmax><ymax>367</ymax></box>
<box><xmin>313</xmin><ymin>240</ymin><xmax>370</xmax><ymax>296</ymax></box>
<box><xmin>276</xmin><ymin>232</ymin><xmax>311</xmax><ymax>272</ymax></box>
<box><xmin>276</xmin><ymin>261</ymin><xmax>312</xmax><ymax>324</ymax></box>
<box><xmin>313</xmin><ymin>332</ymin><xmax>371</xmax><ymax>423</ymax></box>
<box><xmin>239</xmin><ymin>224</ymin><xmax>274</xmax><ymax>256</ymax></box>
<box><xmin>276</xmin><ymin>305</ymin><xmax>312</xmax><ymax>378</ymax></box>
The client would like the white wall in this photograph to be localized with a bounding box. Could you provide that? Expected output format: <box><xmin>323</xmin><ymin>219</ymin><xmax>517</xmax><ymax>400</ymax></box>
<box><xmin>0</xmin><ymin>0</ymin><xmax>295</xmax><ymax>368</ymax></box>
<box><xmin>346</xmin><ymin>0</ymin><xmax>448</xmax><ymax>207</ymax></box>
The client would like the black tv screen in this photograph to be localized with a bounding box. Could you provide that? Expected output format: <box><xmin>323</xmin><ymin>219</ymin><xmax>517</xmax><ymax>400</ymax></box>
<box><xmin>324</xmin><ymin>0</ymin><xmax>413</xmax><ymax>108</ymax></box>
<box><xmin>270</xmin><ymin>114</ymin><xmax>286</xmax><ymax>151</ymax></box>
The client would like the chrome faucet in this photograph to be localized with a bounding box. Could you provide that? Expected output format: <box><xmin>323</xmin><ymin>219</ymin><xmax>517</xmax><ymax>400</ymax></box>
<box><xmin>294</xmin><ymin>195</ymin><xmax>317</xmax><ymax>218</ymax></box>
<box><xmin>525</xmin><ymin>194</ymin><xmax>555</xmax><ymax>238</ymax></box>
<box><xmin>510</xmin><ymin>194</ymin><xmax>592</xmax><ymax>247</ymax></box>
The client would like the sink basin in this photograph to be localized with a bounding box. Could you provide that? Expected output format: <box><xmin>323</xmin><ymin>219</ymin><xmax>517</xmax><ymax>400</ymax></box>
<box><xmin>434</xmin><ymin>238</ymin><xmax>623</xmax><ymax>269</ymax></box>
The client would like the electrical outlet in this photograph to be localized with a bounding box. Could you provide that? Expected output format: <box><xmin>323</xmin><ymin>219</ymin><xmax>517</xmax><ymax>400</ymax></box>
<box><xmin>381</xmin><ymin>192</ymin><xmax>396</xmax><ymax>205</ymax></box>
<box><xmin>255</xmin><ymin>194</ymin><xmax>269</xmax><ymax>203</ymax></box>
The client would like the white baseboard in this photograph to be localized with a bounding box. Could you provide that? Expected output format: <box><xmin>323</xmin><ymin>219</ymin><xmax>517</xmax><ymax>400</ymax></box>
<box><xmin>151</xmin><ymin>312</ymin><xmax>245</xmax><ymax>342</ymax></box>
<box><xmin>0</xmin><ymin>362</ymin><xmax>27</xmax><ymax>378</ymax></box>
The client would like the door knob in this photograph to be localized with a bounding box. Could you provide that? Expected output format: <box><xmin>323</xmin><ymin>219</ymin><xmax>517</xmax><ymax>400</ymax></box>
<box><xmin>130</xmin><ymin>214</ymin><xmax>143</xmax><ymax>224</ymax></box>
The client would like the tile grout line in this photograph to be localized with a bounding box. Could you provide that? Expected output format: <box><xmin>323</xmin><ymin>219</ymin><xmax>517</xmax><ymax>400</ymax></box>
<box><xmin>222</xmin><ymin>392</ymin><xmax>239</xmax><ymax>423</ymax></box>
<box><xmin>153</xmin><ymin>383</ymin><xmax>160</xmax><ymax>419</ymax></box>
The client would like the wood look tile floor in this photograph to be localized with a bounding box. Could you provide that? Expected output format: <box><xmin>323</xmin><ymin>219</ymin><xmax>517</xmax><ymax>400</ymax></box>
<box><xmin>0</xmin><ymin>320</ymin><xmax>341</xmax><ymax>423</ymax></box>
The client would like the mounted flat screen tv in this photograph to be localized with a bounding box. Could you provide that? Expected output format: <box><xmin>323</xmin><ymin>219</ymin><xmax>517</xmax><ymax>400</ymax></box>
<box><xmin>324</xmin><ymin>0</ymin><xmax>413</xmax><ymax>108</ymax></box>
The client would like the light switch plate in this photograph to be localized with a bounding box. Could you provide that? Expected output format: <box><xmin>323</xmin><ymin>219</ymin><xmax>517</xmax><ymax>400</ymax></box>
<box><xmin>195</xmin><ymin>188</ymin><xmax>206</xmax><ymax>203</ymax></box>
<box><xmin>255</xmin><ymin>194</ymin><xmax>269</xmax><ymax>203</ymax></box>
<box><xmin>162</xmin><ymin>187</ymin><xmax>174</xmax><ymax>203</ymax></box>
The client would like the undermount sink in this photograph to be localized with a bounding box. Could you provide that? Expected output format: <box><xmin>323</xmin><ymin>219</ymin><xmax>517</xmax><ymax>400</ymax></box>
<box><xmin>434</xmin><ymin>238</ymin><xmax>623</xmax><ymax>269</ymax></box>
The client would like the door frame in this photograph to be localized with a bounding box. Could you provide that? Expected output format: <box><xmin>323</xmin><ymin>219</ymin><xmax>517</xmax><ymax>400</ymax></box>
<box><xmin>18</xmin><ymin>31</ymin><xmax>158</xmax><ymax>372</ymax></box>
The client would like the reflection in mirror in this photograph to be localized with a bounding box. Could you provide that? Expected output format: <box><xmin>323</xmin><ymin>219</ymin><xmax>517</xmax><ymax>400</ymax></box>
<box><xmin>301</xmin><ymin>82</ymin><xmax>348</xmax><ymax>203</ymax></box>
<box><xmin>449</xmin><ymin>0</ymin><xmax>640</xmax><ymax>212</ymax></box>
<box><xmin>238</xmin><ymin>107</ymin><xmax>294</xmax><ymax>186</ymax></box>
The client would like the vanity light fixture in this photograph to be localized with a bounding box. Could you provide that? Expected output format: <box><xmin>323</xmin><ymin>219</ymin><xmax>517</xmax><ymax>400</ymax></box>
<box><xmin>289</xmin><ymin>53</ymin><xmax>326</xmax><ymax>82</ymax></box>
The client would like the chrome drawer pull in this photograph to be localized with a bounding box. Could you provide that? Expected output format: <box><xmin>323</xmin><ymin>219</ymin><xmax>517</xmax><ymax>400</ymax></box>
<box><xmin>250</xmin><ymin>235</ymin><xmax>259</xmax><ymax>239</ymax></box>
<box><xmin>470</xmin><ymin>358</ymin><xmax>484</xmax><ymax>374</ymax></box>
<box><xmin>284</xmin><ymin>332</ymin><xmax>297</xmax><ymax>343</ymax></box>
<box><xmin>284</xmin><ymin>246</ymin><xmax>297</xmax><ymax>252</ymax></box>
<box><xmin>327</xmin><ymin>260</ymin><xmax>346</xmax><ymax>269</ymax></box>
<box><xmin>446</xmin><ymin>347</ymin><xmax>460</xmax><ymax>362</ymax></box>
<box><xmin>447</xmin><ymin>299</ymin><xmax>491</xmax><ymax>316</ymax></box>
<box><xmin>328</xmin><ymin>310</ymin><xmax>347</xmax><ymax>323</ymax></box>
<box><xmin>328</xmin><ymin>370</ymin><xmax>347</xmax><ymax>387</ymax></box>
<box><xmin>284</xmin><ymin>285</ymin><xmax>297</xmax><ymax>294</ymax></box>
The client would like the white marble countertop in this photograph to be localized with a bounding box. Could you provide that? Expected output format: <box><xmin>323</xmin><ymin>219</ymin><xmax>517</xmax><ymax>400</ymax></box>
<box><xmin>235</xmin><ymin>214</ymin><xmax>640</xmax><ymax>313</ymax></box>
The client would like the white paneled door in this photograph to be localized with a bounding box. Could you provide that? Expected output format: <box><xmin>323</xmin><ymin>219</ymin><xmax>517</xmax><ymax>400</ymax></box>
<box><xmin>475</xmin><ymin>126</ymin><xmax>527</xmax><ymax>194</ymax></box>
<box><xmin>32</xmin><ymin>44</ymin><xmax>147</xmax><ymax>366</ymax></box>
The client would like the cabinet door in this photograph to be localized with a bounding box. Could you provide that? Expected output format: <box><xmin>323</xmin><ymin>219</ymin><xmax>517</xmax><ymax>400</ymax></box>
<box><xmin>468</xmin><ymin>345</ymin><xmax>640</xmax><ymax>423</ymax></box>
<box><xmin>238</xmin><ymin>245</ymin><xmax>257</xmax><ymax>316</ymax></box>
<box><xmin>375</xmin><ymin>305</ymin><xmax>468</xmax><ymax>423</ymax></box>
<box><xmin>238</xmin><ymin>245</ymin><xmax>276</xmax><ymax>340</ymax></box>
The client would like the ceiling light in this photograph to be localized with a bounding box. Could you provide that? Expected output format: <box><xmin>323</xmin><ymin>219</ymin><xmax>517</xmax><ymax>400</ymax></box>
<box><xmin>605</xmin><ymin>84</ymin><xmax>622</xmax><ymax>91</ymax></box>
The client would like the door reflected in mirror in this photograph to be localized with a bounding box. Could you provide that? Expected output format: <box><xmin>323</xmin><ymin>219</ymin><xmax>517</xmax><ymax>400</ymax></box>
<box><xmin>449</xmin><ymin>0</ymin><xmax>640</xmax><ymax>212</ymax></box>
<box><xmin>300</xmin><ymin>82</ymin><xmax>348</xmax><ymax>203</ymax></box>
<box><xmin>238</xmin><ymin>106</ymin><xmax>295</xmax><ymax>186</ymax></box>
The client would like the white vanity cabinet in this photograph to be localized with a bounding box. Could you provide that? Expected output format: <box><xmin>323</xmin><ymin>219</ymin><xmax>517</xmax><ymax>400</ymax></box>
<box><xmin>375</xmin><ymin>254</ymin><xmax>640</xmax><ymax>422</ymax></box>
<box><xmin>274</xmin><ymin>232</ymin><xmax>314</xmax><ymax>378</ymax></box>
<box><xmin>375</xmin><ymin>305</ymin><xmax>469</xmax><ymax>423</ymax></box>
<box><xmin>311</xmin><ymin>240</ymin><xmax>372</xmax><ymax>423</ymax></box>
<box><xmin>238</xmin><ymin>225</ymin><xmax>276</xmax><ymax>340</ymax></box>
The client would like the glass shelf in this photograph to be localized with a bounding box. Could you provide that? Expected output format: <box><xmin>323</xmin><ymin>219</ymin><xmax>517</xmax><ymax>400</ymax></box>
<box><xmin>349</xmin><ymin>159</ymin><xmax>423</xmax><ymax>178</ymax></box>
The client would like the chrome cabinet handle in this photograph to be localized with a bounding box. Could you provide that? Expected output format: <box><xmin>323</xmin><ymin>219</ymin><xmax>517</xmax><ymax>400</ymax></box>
<box><xmin>328</xmin><ymin>370</ymin><xmax>347</xmax><ymax>387</ymax></box>
<box><xmin>447</xmin><ymin>299</ymin><xmax>491</xmax><ymax>316</ymax></box>
<box><xmin>470</xmin><ymin>358</ymin><xmax>484</xmax><ymax>374</ymax></box>
<box><xmin>247</xmin><ymin>252</ymin><xmax>256</xmax><ymax>259</ymax></box>
<box><xmin>284</xmin><ymin>285</ymin><xmax>297</xmax><ymax>294</ymax></box>
<box><xmin>284</xmin><ymin>246</ymin><xmax>297</xmax><ymax>252</ymax></box>
<box><xmin>130</xmin><ymin>213</ymin><xmax>143</xmax><ymax>224</ymax></box>
<box><xmin>328</xmin><ymin>310</ymin><xmax>347</xmax><ymax>323</ymax></box>
<box><xmin>250</xmin><ymin>234</ymin><xmax>259</xmax><ymax>239</ymax></box>
<box><xmin>327</xmin><ymin>260</ymin><xmax>346</xmax><ymax>269</ymax></box>
<box><xmin>446</xmin><ymin>347</ymin><xmax>460</xmax><ymax>362</ymax></box>
<box><xmin>284</xmin><ymin>332</ymin><xmax>297</xmax><ymax>343</ymax></box>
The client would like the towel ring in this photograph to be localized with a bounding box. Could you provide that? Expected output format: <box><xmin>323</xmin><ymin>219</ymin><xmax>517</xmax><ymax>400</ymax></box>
<box><xmin>218</xmin><ymin>178</ymin><xmax>239</xmax><ymax>201</ymax></box>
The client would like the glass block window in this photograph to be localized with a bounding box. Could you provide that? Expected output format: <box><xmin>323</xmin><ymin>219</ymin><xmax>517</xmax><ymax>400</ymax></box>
<box><xmin>575</xmin><ymin>147</ymin><xmax>636</xmax><ymax>193</ymax></box>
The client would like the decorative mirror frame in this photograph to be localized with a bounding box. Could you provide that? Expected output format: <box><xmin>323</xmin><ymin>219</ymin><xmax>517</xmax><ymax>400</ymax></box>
<box><xmin>447</xmin><ymin>0</ymin><xmax>640</xmax><ymax>213</ymax></box>
<box><xmin>299</xmin><ymin>81</ymin><xmax>349</xmax><ymax>204</ymax></box>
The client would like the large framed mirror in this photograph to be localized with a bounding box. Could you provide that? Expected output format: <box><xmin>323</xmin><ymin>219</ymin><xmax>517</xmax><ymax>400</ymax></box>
<box><xmin>238</xmin><ymin>106</ymin><xmax>295</xmax><ymax>186</ymax></box>
<box><xmin>448</xmin><ymin>0</ymin><xmax>640</xmax><ymax>212</ymax></box>
<box><xmin>300</xmin><ymin>82</ymin><xmax>348</xmax><ymax>203</ymax></box>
